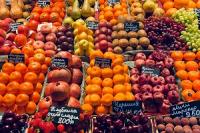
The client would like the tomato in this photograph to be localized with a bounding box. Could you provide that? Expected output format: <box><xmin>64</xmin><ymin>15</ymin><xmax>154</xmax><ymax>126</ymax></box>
<box><xmin>30</xmin><ymin>12</ymin><xmax>40</xmax><ymax>21</ymax></box>
<box><xmin>42</xmin><ymin>6</ymin><xmax>52</xmax><ymax>13</ymax></box>
<box><xmin>40</xmin><ymin>12</ymin><xmax>50</xmax><ymax>22</ymax></box>
<box><xmin>32</xmin><ymin>7</ymin><xmax>42</xmax><ymax>14</ymax></box>
<box><xmin>50</xmin><ymin>12</ymin><xmax>60</xmax><ymax>22</ymax></box>
<box><xmin>28</xmin><ymin>20</ymin><xmax>39</xmax><ymax>31</ymax></box>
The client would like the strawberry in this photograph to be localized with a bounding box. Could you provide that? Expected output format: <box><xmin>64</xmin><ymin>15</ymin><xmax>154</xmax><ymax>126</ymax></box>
<box><xmin>57</xmin><ymin>124</ymin><xmax>65</xmax><ymax>132</ymax></box>
<box><xmin>32</xmin><ymin>118</ymin><xmax>42</xmax><ymax>127</ymax></box>
<box><xmin>34</xmin><ymin>112</ymin><xmax>43</xmax><ymax>118</ymax></box>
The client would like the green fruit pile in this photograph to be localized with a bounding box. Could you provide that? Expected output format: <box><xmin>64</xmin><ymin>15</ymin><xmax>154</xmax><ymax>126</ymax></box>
<box><xmin>172</xmin><ymin>8</ymin><xmax>200</xmax><ymax>51</ymax></box>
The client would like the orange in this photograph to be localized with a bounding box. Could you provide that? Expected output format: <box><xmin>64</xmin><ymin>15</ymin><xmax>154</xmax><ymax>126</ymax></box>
<box><xmin>15</xmin><ymin>63</ymin><xmax>27</xmax><ymax>74</ymax></box>
<box><xmin>183</xmin><ymin>52</ymin><xmax>196</xmax><ymax>61</ymax></box>
<box><xmin>197</xmin><ymin>51</ymin><xmax>200</xmax><ymax>60</ymax></box>
<box><xmin>86</xmin><ymin>84</ymin><xmax>101</xmax><ymax>95</ymax></box>
<box><xmin>0</xmin><ymin>72</ymin><xmax>10</xmax><ymax>84</ymax></box>
<box><xmin>7</xmin><ymin>81</ymin><xmax>20</xmax><ymax>95</ymax></box>
<box><xmin>41</xmin><ymin>64</ymin><xmax>48</xmax><ymax>74</ymax></box>
<box><xmin>31</xmin><ymin>91</ymin><xmax>40</xmax><ymax>103</ymax></box>
<box><xmin>84</xmin><ymin>95</ymin><xmax>91</xmax><ymax>104</ymax></box>
<box><xmin>95</xmin><ymin>105</ymin><xmax>108</xmax><ymax>115</ymax></box>
<box><xmin>112</xmin><ymin>56</ymin><xmax>123</xmax><ymax>67</ymax></box>
<box><xmin>110</xmin><ymin>19</ymin><xmax>117</xmax><ymax>26</ymax></box>
<box><xmin>81</xmin><ymin>104</ymin><xmax>94</xmax><ymax>115</ymax></box>
<box><xmin>113</xmin><ymin>74</ymin><xmax>125</xmax><ymax>84</ymax></box>
<box><xmin>86</xmin><ymin>76</ymin><xmax>92</xmax><ymax>85</ymax></box>
<box><xmin>88</xmin><ymin>66</ymin><xmax>101</xmax><ymax>77</ymax></box>
<box><xmin>33</xmin><ymin>53</ymin><xmax>45</xmax><ymax>64</ymax></box>
<box><xmin>11</xmin><ymin>48</ymin><xmax>22</xmax><ymax>54</ymax></box>
<box><xmin>24</xmin><ymin>72</ymin><xmax>38</xmax><ymax>84</ymax></box>
<box><xmin>182</xmin><ymin>89</ymin><xmax>195</xmax><ymax>102</ymax></box>
<box><xmin>89</xmin><ymin>59</ymin><xmax>95</xmax><ymax>66</ymax></box>
<box><xmin>176</xmin><ymin>70</ymin><xmax>188</xmax><ymax>80</ymax></box>
<box><xmin>193</xmin><ymin>91</ymin><xmax>200</xmax><ymax>100</ymax></box>
<box><xmin>174</xmin><ymin>61</ymin><xmax>185</xmax><ymax>70</ymax></box>
<box><xmin>38</xmin><ymin>73</ymin><xmax>45</xmax><ymax>83</ymax></box>
<box><xmin>3</xmin><ymin>93</ymin><xmax>16</xmax><ymax>107</ymax></box>
<box><xmin>16</xmin><ymin>94</ymin><xmax>29</xmax><ymax>106</ymax></box>
<box><xmin>113</xmin><ymin>4</ymin><xmax>123</xmax><ymax>12</ymax></box>
<box><xmin>2</xmin><ymin>62</ymin><xmax>15</xmax><ymax>74</ymax></box>
<box><xmin>25</xmin><ymin>101</ymin><xmax>37</xmax><ymax>115</ymax></box>
<box><xmin>90</xmin><ymin>94</ymin><xmax>101</xmax><ymax>106</ymax></box>
<box><xmin>9</xmin><ymin>71</ymin><xmax>23</xmax><ymax>83</ymax></box>
<box><xmin>22</xmin><ymin>45</ymin><xmax>34</xmax><ymax>57</ymax></box>
<box><xmin>0</xmin><ymin>95</ymin><xmax>3</xmax><ymax>106</ymax></box>
<box><xmin>101</xmin><ymin>93</ymin><xmax>113</xmax><ymax>106</ymax></box>
<box><xmin>28</xmin><ymin>61</ymin><xmax>41</xmax><ymax>74</ymax></box>
<box><xmin>35</xmin><ymin>82</ymin><xmax>43</xmax><ymax>93</ymax></box>
<box><xmin>166</xmin><ymin>8</ymin><xmax>178</xmax><ymax>17</ymax></box>
<box><xmin>185</xmin><ymin>61</ymin><xmax>198</xmax><ymax>71</ymax></box>
<box><xmin>188</xmin><ymin>71</ymin><xmax>199</xmax><ymax>81</ymax></box>
<box><xmin>125</xmin><ymin>92</ymin><xmax>135</xmax><ymax>101</ymax></box>
<box><xmin>102</xmin><ymin>87</ymin><xmax>113</xmax><ymax>95</ymax></box>
<box><xmin>114</xmin><ymin>93</ymin><xmax>126</xmax><ymax>101</ymax></box>
<box><xmin>181</xmin><ymin>80</ymin><xmax>193</xmax><ymax>90</ymax></box>
<box><xmin>104</xmin><ymin>6</ymin><xmax>113</xmax><ymax>12</ymax></box>
<box><xmin>0</xmin><ymin>83</ymin><xmax>6</xmax><ymax>95</ymax></box>
<box><xmin>113</xmin><ymin>65</ymin><xmax>124</xmax><ymax>74</ymax></box>
<box><xmin>114</xmin><ymin>10</ymin><xmax>123</xmax><ymax>18</ymax></box>
<box><xmin>193</xmin><ymin>80</ymin><xmax>200</xmax><ymax>92</ymax></box>
<box><xmin>34</xmin><ymin>49</ymin><xmax>45</xmax><ymax>54</ymax></box>
<box><xmin>123</xmin><ymin>64</ymin><xmax>128</xmax><ymax>73</ymax></box>
<box><xmin>90</xmin><ymin>50</ymin><xmax>104</xmax><ymax>60</ymax></box>
<box><xmin>124</xmin><ymin>83</ymin><xmax>131</xmax><ymax>92</ymax></box>
<box><xmin>19</xmin><ymin>82</ymin><xmax>34</xmax><ymax>95</ymax></box>
<box><xmin>113</xmin><ymin>84</ymin><xmax>126</xmax><ymax>95</ymax></box>
<box><xmin>171</xmin><ymin>51</ymin><xmax>183</xmax><ymax>61</ymax></box>
<box><xmin>104</xmin><ymin>52</ymin><xmax>116</xmax><ymax>61</ymax></box>
<box><xmin>101</xmin><ymin>68</ymin><xmax>113</xmax><ymax>78</ymax></box>
<box><xmin>163</xmin><ymin>1</ymin><xmax>174</xmax><ymax>10</ymax></box>
<box><xmin>197</xmin><ymin>0</ymin><xmax>200</xmax><ymax>8</ymax></box>
<box><xmin>91</xmin><ymin>77</ymin><xmax>102</xmax><ymax>86</ymax></box>
<box><xmin>102</xmin><ymin>78</ymin><xmax>113</xmax><ymax>87</ymax></box>
<box><xmin>124</xmin><ymin>74</ymin><xmax>130</xmax><ymax>83</ymax></box>
<box><xmin>104</xmin><ymin>11</ymin><xmax>113</xmax><ymax>21</ymax></box>
<box><xmin>44</xmin><ymin>57</ymin><xmax>51</xmax><ymax>66</ymax></box>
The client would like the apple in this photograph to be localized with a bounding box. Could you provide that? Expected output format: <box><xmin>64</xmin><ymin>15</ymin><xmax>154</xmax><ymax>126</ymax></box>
<box><xmin>150</xmin><ymin>76</ymin><xmax>161</xmax><ymax>85</ymax></box>
<box><xmin>0</xmin><ymin>45</ymin><xmax>11</xmax><ymax>55</ymax></box>
<box><xmin>0</xmin><ymin>37</ymin><xmax>5</xmax><ymax>46</ymax></box>
<box><xmin>6</xmin><ymin>33</ymin><xmax>16</xmax><ymax>41</ymax></box>
<box><xmin>17</xmin><ymin>25</ymin><xmax>29</xmax><ymax>36</ymax></box>
<box><xmin>155</xmin><ymin>61</ymin><xmax>164</xmax><ymax>69</ymax></box>
<box><xmin>3</xmin><ymin>18</ymin><xmax>14</xmax><ymax>24</ymax></box>
<box><xmin>44</xmin><ymin>41</ymin><xmax>57</xmax><ymax>50</ymax></box>
<box><xmin>4</xmin><ymin>40</ymin><xmax>15</xmax><ymax>47</ymax></box>
<box><xmin>72</xmin><ymin>55</ymin><xmax>82</xmax><ymax>68</ymax></box>
<box><xmin>164</xmin><ymin>57</ymin><xmax>174</xmax><ymax>68</ymax></box>
<box><xmin>135</xmin><ymin>93</ymin><xmax>142</xmax><ymax>101</ymax></box>
<box><xmin>142</xmin><ymin>92</ymin><xmax>153</xmax><ymax>104</ymax></box>
<box><xmin>159</xmin><ymin>76</ymin><xmax>165</xmax><ymax>84</ymax></box>
<box><xmin>98</xmin><ymin>34</ymin><xmax>107</xmax><ymax>41</ymax></box>
<box><xmin>132</xmin><ymin>84</ymin><xmax>140</xmax><ymax>94</ymax></box>
<box><xmin>0</xmin><ymin>20</ymin><xmax>9</xmax><ymax>31</ymax></box>
<box><xmin>40</xmin><ymin>24</ymin><xmax>51</xmax><ymax>34</ymax></box>
<box><xmin>135</xmin><ymin>59</ymin><xmax>145</xmax><ymax>68</ymax></box>
<box><xmin>139</xmin><ymin>74</ymin><xmax>150</xmax><ymax>85</ymax></box>
<box><xmin>33</xmin><ymin>41</ymin><xmax>45</xmax><ymax>49</ymax></box>
<box><xmin>159</xmin><ymin>99</ymin><xmax>170</xmax><ymax>114</ymax></box>
<box><xmin>153</xmin><ymin>92</ymin><xmax>164</xmax><ymax>106</ymax></box>
<box><xmin>45</xmin><ymin>50</ymin><xmax>56</xmax><ymax>57</ymax></box>
<box><xmin>135</xmin><ymin>53</ymin><xmax>147</xmax><ymax>60</ymax></box>
<box><xmin>0</xmin><ymin>29</ymin><xmax>6</xmax><ymax>38</ymax></box>
<box><xmin>161</xmin><ymin>68</ymin><xmax>170</xmax><ymax>77</ymax></box>
<box><xmin>35</xmin><ymin>32</ymin><xmax>45</xmax><ymax>41</ymax></box>
<box><xmin>46</xmin><ymin>33</ymin><xmax>57</xmax><ymax>43</ymax></box>
<box><xmin>99</xmin><ymin>40</ymin><xmax>108</xmax><ymax>51</ymax></box>
<box><xmin>26</xmin><ymin>38</ymin><xmax>35</xmax><ymax>45</ymax></box>
<box><xmin>145</xmin><ymin>59</ymin><xmax>155</xmax><ymax>67</ymax></box>
<box><xmin>131</xmin><ymin>74</ymin><xmax>139</xmax><ymax>84</ymax></box>
<box><xmin>153</xmin><ymin>85</ymin><xmax>164</xmax><ymax>93</ymax></box>
<box><xmin>168</xmin><ymin>90</ymin><xmax>179</xmax><ymax>104</ymax></box>
<box><xmin>95</xmin><ymin>29</ymin><xmax>100</xmax><ymax>37</ymax></box>
<box><xmin>141</xmin><ymin>84</ymin><xmax>153</xmax><ymax>92</ymax></box>
<box><xmin>131</xmin><ymin>68</ymin><xmax>139</xmax><ymax>75</ymax></box>
<box><xmin>165</xmin><ymin>75</ymin><xmax>175</xmax><ymax>84</ymax></box>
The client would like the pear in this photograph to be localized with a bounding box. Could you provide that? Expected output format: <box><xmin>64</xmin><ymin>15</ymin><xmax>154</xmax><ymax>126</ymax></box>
<box><xmin>81</xmin><ymin>0</ymin><xmax>92</xmax><ymax>18</ymax></box>
<box><xmin>71</xmin><ymin>0</ymin><xmax>81</xmax><ymax>20</ymax></box>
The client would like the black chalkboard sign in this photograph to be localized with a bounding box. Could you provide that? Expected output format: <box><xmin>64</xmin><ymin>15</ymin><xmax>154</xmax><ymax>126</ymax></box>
<box><xmin>95</xmin><ymin>57</ymin><xmax>112</xmax><ymax>68</ymax></box>
<box><xmin>51</xmin><ymin>57</ymin><xmax>68</xmax><ymax>69</ymax></box>
<box><xmin>112</xmin><ymin>101</ymin><xmax>142</xmax><ymax>115</ymax></box>
<box><xmin>141</xmin><ymin>66</ymin><xmax>160</xmax><ymax>77</ymax></box>
<box><xmin>170</xmin><ymin>100</ymin><xmax>200</xmax><ymax>118</ymax></box>
<box><xmin>86</xmin><ymin>21</ymin><xmax>98</xmax><ymax>30</ymax></box>
<box><xmin>194</xmin><ymin>8</ymin><xmax>200</xmax><ymax>29</ymax></box>
<box><xmin>0</xmin><ymin>61</ymin><xmax>5</xmax><ymax>70</ymax></box>
<box><xmin>47</xmin><ymin>106</ymin><xmax>80</xmax><ymax>125</ymax></box>
<box><xmin>6</xmin><ymin>0</ymin><xmax>10</xmax><ymax>5</ymax></box>
<box><xmin>9</xmin><ymin>22</ymin><xmax>23</xmax><ymax>32</ymax></box>
<box><xmin>38</xmin><ymin>0</ymin><xmax>50</xmax><ymax>7</ymax></box>
<box><xmin>108</xmin><ymin>0</ymin><xmax>120</xmax><ymax>5</ymax></box>
<box><xmin>8</xmin><ymin>54</ymin><xmax>24</xmax><ymax>64</ymax></box>
<box><xmin>125</xmin><ymin>22</ymin><xmax>139</xmax><ymax>32</ymax></box>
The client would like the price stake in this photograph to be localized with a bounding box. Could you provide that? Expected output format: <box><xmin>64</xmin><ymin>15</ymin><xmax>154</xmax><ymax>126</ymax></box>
<box><xmin>170</xmin><ymin>100</ymin><xmax>200</xmax><ymax>118</ymax></box>
<box><xmin>108</xmin><ymin>0</ymin><xmax>120</xmax><ymax>5</ymax></box>
<box><xmin>95</xmin><ymin>57</ymin><xmax>112</xmax><ymax>68</ymax></box>
<box><xmin>38</xmin><ymin>0</ymin><xmax>50</xmax><ymax>7</ymax></box>
<box><xmin>194</xmin><ymin>8</ymin><xmax>200</xmax><ymax>29</ymax></box>
<box><xmin>86</xmin><ymin>21</ymin><xmax>98</xmax><ymax>30</ymax></box>
<box><xmin>8</xmin><ymin>54</ymin><xmax>24</xmax><ymax>64</ymax></box>
<box><xmin>51</xmin><ymin>57</ymin><xmax>68</xmax><ymax>69</ymax></box>
<box><xmin>47</xmin><ymin>106</ymin><xmax>80</xmax><ymax>125</ymax></box>
<box><xmin>141</xmin><ymin>66</ymin><xmax>160</xmax><ymax>77</ymax></box>
<box><xmin>124</xmin><ymin>22</ymin><xmax>139</xmax><ymax>32</ymax></box>
<box><xmin>112</xmin><ymin>101</ymin><xmax>142</xmax><ymax>115</ymax></box>
<box><xmin>9</xmin><ymin>22</ymin><xmax>23</xmax><ymax>32</ymax></box>
<box><xmin>6</xmin><ymin>0</ymin><xmax>10</xmax><ymax>5</ymax></box>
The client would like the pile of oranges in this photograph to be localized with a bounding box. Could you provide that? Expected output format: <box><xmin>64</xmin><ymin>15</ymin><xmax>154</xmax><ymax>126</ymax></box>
<box><xmin>99</xmin><ymin>0</ymin><xmax>128</xmax><ymax>25</ymax></box>
<box><xmin>0</xmin><ymin>45</ymin><xmax>51</xmax><ymax>115</ymax></box>
<box><xmin>171</xmin><ymin>51</ymin><xmax>200</xmax><ymax>102</ymax></box>
<box><xmin>81</xmin><ymin>50</ymin><xmax>134</xmax><ymax>115</ymax></box>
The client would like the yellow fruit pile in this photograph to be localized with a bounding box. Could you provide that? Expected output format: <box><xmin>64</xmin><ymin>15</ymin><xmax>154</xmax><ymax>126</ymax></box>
<box><xmin>81</xmin><ymin>50</ymin><xmax>135</xmax><ymax>115</ymax></box>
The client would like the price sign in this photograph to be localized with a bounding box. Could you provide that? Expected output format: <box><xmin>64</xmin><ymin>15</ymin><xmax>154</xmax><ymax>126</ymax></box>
<box><xmin>6</xmin><ymin>0</ymin><xmax>10</xmax><ymax>5</ymax></box>
<box><xmin>8</xmin><ymin>54</ymin><xmax>24</xmax><ymax>64</ymax></box>
<box><xmin>194</xmin><ymin>8</ymin><xmax>200</xmax><ymax>28</ymax></box>
<box><xmin>170</xmin><ymin>101</ymin><xmax>200</xmax><ymax>118</ymax></box>
<box><xmin>9</xmin><ymin>22</ymin><xmax>23</xmax><ymax>32</ymax></box>
<box><xmin>141</xmin><ymin>66</ymin><xmax>160</xmax><ymax>77</ymax></box>
<box><xmin>51</xmin><ymin>57</ymin><xmax>68</xmax><ymax>69</ymax></box>
<box><xmin>125</xmin><ymin>22</ymin><xmax>139</xmax><ymax>32</ymax></box>
<box><xmin>47</xmin><ymin>106</ymin><xmax>80</xmax><ymax>125</ymax></box>
<box><xmin>95</xmin><ymin>57</ymin><xmax>112</xmax><ymax>68</ymax></box>
<box><xmin>38</xmin><ymin>0</ymin><xmax>50</xmax><ymax>7</ymax></box>
<box><xmin>108</xmin><ymin>0</ymin><xmax>120</xmax><ymax>5</ymax></box>
<box><xmin>112</xmin><ymin>101</ymin><xmax>142</xmax><ymax>115</ymax></box>
<box><xmin>86</xmin><ymin>21</ymin><xmax>98</xmax><ymax>30</ymax></box>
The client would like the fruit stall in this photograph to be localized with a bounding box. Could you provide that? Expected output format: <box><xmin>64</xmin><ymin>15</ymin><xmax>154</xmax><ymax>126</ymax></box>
<box><xmin>0</xmin><ymin>0</ymin><xmax>200</xmax><ymax>132</ymax></box>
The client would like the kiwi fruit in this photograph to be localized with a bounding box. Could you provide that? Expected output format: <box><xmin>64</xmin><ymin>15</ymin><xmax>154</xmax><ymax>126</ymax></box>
<box><xmin>119</xmin><ymin>39</ymin><xmax>129</xmax><ymax>48</ymax></box>
<box><xmin>128</xmin><ymin>31</ymin><xmax>138</xmax><ymax>38</ymax></box>
<box><xmin>139</xmin><ymin>37</ymin><xmax>150</xmax><ymax>46</ymax></box>
<box><xmin>129</xmin><ymin>38</ymin><xmax>138</xmax><ymax>47</ymax></box>
<box><xmin>137</xmin><ymin>30</ymin><xmax>147</xmax><ymax>37</ymax></box>
<box><xmin>112</xmin><ymin>39</ymin><xmax>119</xmax><ymax>48</ymax></box>
<box><xmin>111</xmin><ymin>31</ymin><xmax>118</xmax><ymax>39</ymax></box>
<box><xmin>139</xmin><ymin>22</ymin><xmax>144</xmax><ymax>29</ymax></box>
<box><xmin>113</xmin><ymin>46</ymin><xmax>123</xmax><ymax>54</ymax></box>
<box><xmin>116</xmin><ymin>23</ymin><xmax>124</xmax><ymax>31</ymax></box>
<box><xmin>125</xmin><ymin>46</ymin><xmax>133</xmax><ymax>51</ymax></box>
<box><xmin>118</xmin><ymin>30</ymin><xmax>128</xmax><ymax>38</ymax></box>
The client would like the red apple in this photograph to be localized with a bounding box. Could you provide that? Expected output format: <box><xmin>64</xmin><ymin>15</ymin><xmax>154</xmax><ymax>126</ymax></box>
<box><xmin>44</xmin><ymin>41</ymin><xmax>57</xmax><ymax>50</ymax></box>
<box><xmin>69</xmin><ymin>83</ymin><xmax>81</xmax><ymax>99</ymax></box>
<box><xmin>0</xmin><ymin>37</ymin><xmax>5</xmax><ymax>46</ymax></box>
<box><xmin>35</xmin><ymin>32</ymin><xmax>45</xmax><ymax>41</ymax></box>
<box><xmin>26</xmin><ymin>38</ymin><xmax>35</xmax><ymax>45</ymax></box>
<box><xmin>0</xmin><ymin>20</ymin><xmax>9</xmax><ymax>31</ymax></box>
<box><xmin>45</xmin><ymin>50</ymin><xmax>56</xmax><ymax>57</ymax></box>
<box><xmin>0</xmin><ymin>29</ymin><xmax>6</xmax><ymax>38</ymax></box>
<box><xmin>3</xmin><ymin>18</ymin><xmax>14</xmax><ymax>24</ymax></box>
<box><xmin>0</xmin><ymin>45</ymin><xmax>11</xmax><ymax>55</ymax></box>
<box><xmin>6</xmin><ymin>33</ymin><xmax>16</xmax><ymax>41</ymax></box>
<box><xmin>99</xmin><ymin>40</ymin><xmax>108</xmax><ymax>51</ymax></box>
<box><xmin>71</xmin><ymin>55</ymin><xmax>82</xmax><ymax>68</ymax></box>
<box><xmin>33</xmin><ymin>40</ymin><xmax>45</xmax><ymax>49</ymax></box>
<box><xmin>46</xmin><ymin>33</ymin><xmax>57</xmax><ymax>43</ymax></box>
<box><xmin>17</xmin><ymin>25</ymin><xmax>29</xmax><ymax>36</ymax></box>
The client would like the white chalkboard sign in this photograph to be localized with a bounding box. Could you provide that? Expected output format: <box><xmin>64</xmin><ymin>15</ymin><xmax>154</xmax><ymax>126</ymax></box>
<box><xmin>141</xmin><ymin>66</ymin><xmax>160</xmax><ymax>77</ymax></box>
<box><xmin>47</xmin><ymin>106</ymin><xmax>80</xmax><ymax>125</ymax></box>
<box><xmin>86</xmin><ymin>21</ymin><xmax>98</xmax><ymax>30</ymax></box>
<box><xmin>8</xmin><ymin>54</ymin><xmax>24</xmax><ymax>64</ymax></box>
<box><xmin>125</xmin><ymin>22</ymin><xmax>139</xmax><ymax>32</ymax></box>
<box><xmin>170</xmin><ymin>101</ymin><xmax>200</xmax><ymax>118</ymax></box>
<box><xmin>95</xmin><ymin>57</ymin><xmax>112</xmax><ymax>68</ymax></box>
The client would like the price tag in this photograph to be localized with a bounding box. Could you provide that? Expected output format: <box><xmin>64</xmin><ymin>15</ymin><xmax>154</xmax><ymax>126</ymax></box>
<box><xmin>9</xmin><ymin>22</ymin><xmax>23</xmax><ymax>32</ymax></box>
<box><xmin>86</xmin><ymin>21</ymin><xmax>98</xmax><ymax>30</ymax></box>
<box><xmin>8</xmin><ymin>54</ymin><xmax>24</xmax><ymax>64</ymax></box>
<box><xmin>108</xmin><ymin>0</ymin><xmax>120</xmax><ymax>5</ymax></box>
<box><xmin>95</xmin><ymin>57</ymin><xmax>112</xmax><ymax>68</ymax></box>
<box><xmin>125</xmin><ymin>22</ymin><xmax>139</xmax><ymax>32</ymax></box>
<box><xmin>51</xmin><ymin>57</ymin><xmax>68</xmax><ymax>69</ymax></box>
<box><xmin>141</xmin><ymin>66</ymin><xmax>160</xmax><ymax>77</ymax></box>
<box><xmin>194</xmin><ymin>8</ymin><xmax>200</xmax><ymax>28</ymax></box>
<box><xmin>38</xmin><ymin>0</ymin><xmax>50</xmax><ymax>7</ymax></box>
<box><xmin>47</xmin><ymin>106</ymin><xmax>80</xmax><ymax>125</ymax></box>
<box><xmin>6</xmin><ymin>0</ymin><xmax>10</xmax><ymax>5</ymax></box>
<box><xmin>170</xmin><ymin>101</ymin><xmax>200</xmax><ymax>118</ymax></box>
<box><xmin>112</xmin><ymin>101</ymin><xmax>142</xmax><ymax>115</ymax></box>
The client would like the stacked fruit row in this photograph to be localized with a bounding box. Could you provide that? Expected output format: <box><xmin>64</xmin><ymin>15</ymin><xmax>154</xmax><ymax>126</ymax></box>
<box><xmin>171</xmin><ymin>51</ymin><xmax>200</xmax><ymax>102</ymax></box>
<box><xmin>81</xmin><ymin>50</ymin><xmax>134</xmax><ymax>115</ymax></box>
